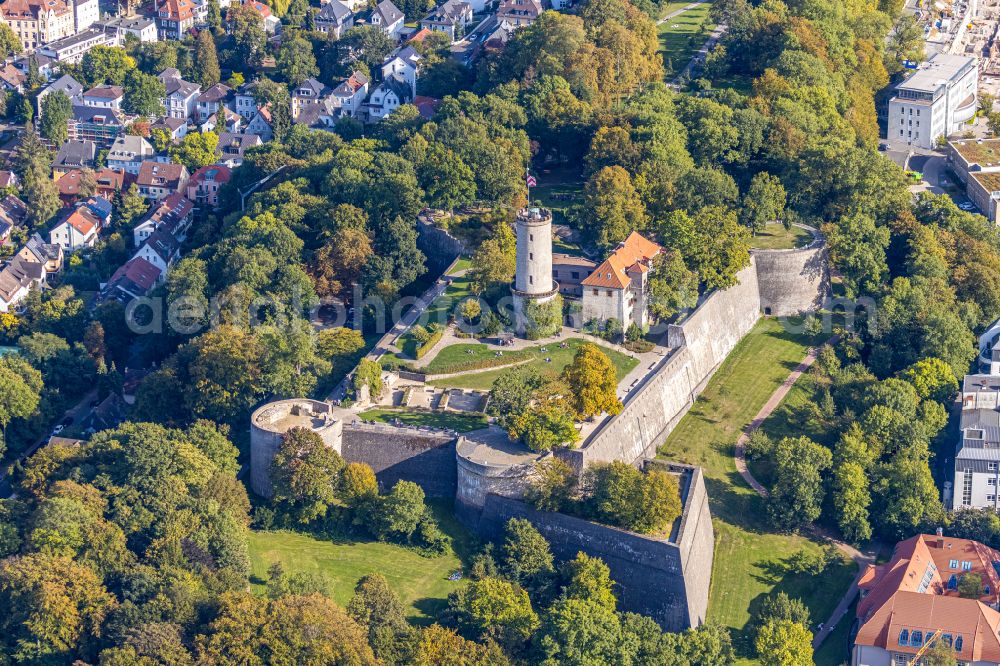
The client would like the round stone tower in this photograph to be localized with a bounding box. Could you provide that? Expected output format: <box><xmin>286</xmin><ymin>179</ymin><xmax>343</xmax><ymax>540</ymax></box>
<box><xmin>512</xmin><ymin>207</ymin><xmax>558</xmax><ymax>335</ymax></box>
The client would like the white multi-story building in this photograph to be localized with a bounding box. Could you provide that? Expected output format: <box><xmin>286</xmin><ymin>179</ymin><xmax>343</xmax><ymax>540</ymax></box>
<box><xmin>72</xmin><ymin>0</ymin><xmax>97</xmax><ymax>31</ymax></box>
<box><xmin>888</xmin><ymin>53</ymin><xmax>978</xmax><ymax>150</ymax></box>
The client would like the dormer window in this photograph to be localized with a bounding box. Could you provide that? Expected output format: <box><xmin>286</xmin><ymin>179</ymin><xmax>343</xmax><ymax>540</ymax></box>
<box><xmin>899</xmin><ymin>629</ymin><xmax>909</xmax><ymax>645</ymax></box>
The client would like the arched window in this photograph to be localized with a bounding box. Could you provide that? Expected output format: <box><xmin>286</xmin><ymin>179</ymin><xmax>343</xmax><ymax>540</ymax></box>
<box><xmin>899</xmin><ymin>629</ymin><xmax>909</xmax><ymax>645</ymax></box>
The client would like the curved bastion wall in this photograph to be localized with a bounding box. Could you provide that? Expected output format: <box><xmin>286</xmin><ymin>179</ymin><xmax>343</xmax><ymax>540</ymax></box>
<box><xmin>753</xmin><ymin>226</ymin><xmax>829</xmax><ymax>318</ymax></box>
<box><xmin>250</xmin><ymin>399</ymin><xmax>343</xmax><ymax>498</ymax></box>
<box><xmin>454</xmin><ymin>436</ymin><xmax>544</xmax><ymax>522</ymax></box>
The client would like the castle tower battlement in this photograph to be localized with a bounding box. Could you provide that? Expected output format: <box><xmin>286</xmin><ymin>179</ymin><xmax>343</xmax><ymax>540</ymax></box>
<box><xmin>512</xmin><ymin>207</ymin><xmax>559</xmax><ymax>335</ymax></box>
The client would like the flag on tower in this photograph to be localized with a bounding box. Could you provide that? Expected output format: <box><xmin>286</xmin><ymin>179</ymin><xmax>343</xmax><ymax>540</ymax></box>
<box><xmin>526</xmin><ymin>175</ymin><xmax>537</xmax><ymax>187</ymax></box>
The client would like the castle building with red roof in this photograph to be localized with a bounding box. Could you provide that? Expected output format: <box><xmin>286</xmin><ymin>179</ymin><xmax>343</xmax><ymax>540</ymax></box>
<box><xmin>580</xmin><ymin>231</ymin><xmax>663</xmax><ymax>329</ymax></box>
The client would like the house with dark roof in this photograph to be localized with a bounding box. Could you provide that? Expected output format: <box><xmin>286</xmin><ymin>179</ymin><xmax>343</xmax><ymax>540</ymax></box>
<box><xmin>291</xmin><ymin>78</ymin><xmax>332</xmax><ymax>120</ymax></box>
<box><xmin>315</xmin><ymin>0</ymin><xmax>353</xmax><ymax>37</ymax></box>
<box><xmin>370</xmin><ymin>0</ymin><xmax>403</xmax><ymax>38</ymax></box>
<box><xmin>366</xmin><ymin>75</ymin><xmax>412</xmax><ymax>121</ymax></box>
<box><xmin>68</xmin><ymin>105</ymin><xmax>125</xmax><ymax>147</ymax></box>
<box><xmin>580</xmin><ymin>231</ymin><xmax>662</xmax><ymax>329</ymax></box>
<box><xmin>196</xmin><ymin>83</ymin><xmax>232</xmax><ymax>122</ymax></box>
<box><xmin>52</xmin><ymin>139</ymin><xmax>96</xmax><ymax>178</ymax></box>
<box><xmin>134</xmin><ymin>228</ymin><xmax>180</xmax><ymax>274</ymax></box>
<box><xmin>496</xmin><ymin>0</ymin><xmax>541</xmax><ymax>27</ymax></box>
<box><xmin>107</xmin><ymin>135</ymin><xmax>155</xmax><ymax>175</ymax></box>
<box><xmin>853</xmin><ymin>532</ymin><xmax>1000</xmax><ymax>665</ymax></box>
<box><xmin>134</xmin><ymin>191</ymin><xmax>193</xmax><ymax>246</ymax></box>
<box><xmin>216</xmin><ymin>132</ymin><xmax>262</xmax><ymax>167</ymax></box>
<box><xmin>332</xmin><ymin>71</ymin><xmax>369</xmax><ymax>118</ymax></box>
<box><xmin>420</xmin><ymin>0</ymin><xmax>472</xmax><ymax>41</ymax></box>
<box><xmin>0</xmin><ymin>195</ymin><xmax>29</xmax><ymax>230</ymax></box>
<box><xmin>160</xmin><ymin>70</ymin><xmax>201</xmax><ymax>120</ymax></box>
<box><xmin>136</xmin><ymin>161</ymin><xmax>190</xmax><ymax>200</ymax></box>
<box><xmin>82</xmin><ymin>84</ymin><xmax>123</xmax><ymax>110</ymax></box>
<box><xmin>382</xmin><ymin>45</ymin><xmax>421</xmax><ymax>97</ymax></box>
<box><xmin>37</xmin><ymin>76</ymin><xmax>82</xmax><ymax>119</ymax></box>
<box><xmin>151</xmin><ymin>116</ymin><xmax>188</xmax><ymax>141</ymax></box>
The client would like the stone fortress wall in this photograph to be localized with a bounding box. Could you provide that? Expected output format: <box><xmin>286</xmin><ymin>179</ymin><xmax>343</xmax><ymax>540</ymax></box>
<box><xmin>247</xmin><ymin>232</ymin><xmax>827</xmax><ymax>631</ymax></box>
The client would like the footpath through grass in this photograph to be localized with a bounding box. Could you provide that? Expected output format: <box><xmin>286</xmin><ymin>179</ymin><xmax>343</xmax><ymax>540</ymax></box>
<box><xmin>427</xmin><ymin>338</ymin><xmax>639</xmax><ymax>390</ymax></box>
<box><xmin>247</xmin><ymin>502</ymin><xmax>475</xmax><ymax>624</ymax></box>
<box><xmin>659</xmin><ymin>2</ymin><xmax>716</xmax><ymax>77</ymax></box>
<box><xmin>357</xmin><ymin>407</ymin><xmax>488</xmax><ymax>432</ymax></box>
<box><xmin>658</xmin><ymin>318</ymin><xmax>855</xmax><ymax>662</ymax></box>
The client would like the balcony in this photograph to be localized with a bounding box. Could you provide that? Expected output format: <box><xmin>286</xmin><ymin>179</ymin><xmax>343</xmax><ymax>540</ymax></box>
<box><xmin>954</xmin><ymin>93</ymin><xmax>977</xmax><ymax>124</ymax></box>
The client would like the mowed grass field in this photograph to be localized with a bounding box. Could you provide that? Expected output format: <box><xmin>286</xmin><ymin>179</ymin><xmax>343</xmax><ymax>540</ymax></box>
<box><xmin>247</xmin><ymin>504</ymin><xmax>476</xmax><ymax>624</ymax></box>
<box><xmin>427</xmin><ymin>338</ymin><xmax>639</xmax><ymax>390</ymax></box>
<box><xmin>658</xmin><ymin>318</ymin><xmax>855</xmax><ymax>661</ymax></box>
<box><xmin>750</xmin><ymin>224</ymin><xmax>814</xmax><ymax>251</ymax></box>
<box><xmin>659</xmin><ymin>2</ymin><xmax>716</xmax><ymax>77</ymax></box>
<box><xmin>357</xmin><ymin>407</ymin><xmax>488</xmax><ymax>432</ymax></box>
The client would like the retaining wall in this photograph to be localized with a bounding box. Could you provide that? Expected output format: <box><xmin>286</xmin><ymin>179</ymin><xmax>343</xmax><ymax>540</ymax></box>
<box><xmin>470</xmin><ymin>464</ymin><xmax>713</xmax><ymax>631</ymax></box>
<box><xmin>341</xmin><ymin>424</ymin><xmax>457</xmax><ymax>497</ymax></box>
<box><xmin>416</xmin><ymin>218</ymin><xmax>464</xmax><ymax>274</ymax></box>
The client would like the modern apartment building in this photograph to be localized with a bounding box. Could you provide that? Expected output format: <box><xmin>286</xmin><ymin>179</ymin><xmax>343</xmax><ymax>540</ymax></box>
<box><xmin>888</xmin><ymin>53</ymin><xmax>978</xmax><ymax>150</ymax></box>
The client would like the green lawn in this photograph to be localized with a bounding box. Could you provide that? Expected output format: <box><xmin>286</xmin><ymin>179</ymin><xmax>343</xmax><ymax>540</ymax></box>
<box><xmin>529</xmin><ymin>181</ymin><xmax>583</xmax><ymax>231</ymax></box>
<box><xmin>426</xmin><ymin>338</ymin><xmax>639</xmax><ymax>390</ymax></box>
<box><xmin>357</xmin><ymin>407</ymin><xmax>488</xmax><ymax>432</ymax></box>
<box><xmin>750</xmin><ymin>224</ymin><xmax>814</xmax><ymax>251</ymax></box>
<box><xmin>814</xmin><ymin>598</ymin><xmax>855</xmax><ymax>666</ymax></box>
<box><xmin>659</xmin><ymin>2</ymin><xmax>716</xmax><ymax>78</ymax></box>
<box><xmin>658</xmin><ymin>318</ymin><xmax>855</xmax><ymax>660</ymax></box>
<box><xmin>247</xmin><ymin>502</ymin><xmax>476</xmax><ymax>624</ymax></box>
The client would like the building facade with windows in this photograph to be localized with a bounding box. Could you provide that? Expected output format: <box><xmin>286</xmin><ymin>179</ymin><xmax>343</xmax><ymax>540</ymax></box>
<box><xmin>888</xmin><ymin>53</ymin><xmax>978</xmax><ymax>150</ymax></box>
<box><xmin>580</xmin><ymin>231</ymin><xmax>662</xmax><ymax>329</ymax></box>
<box><xmin>853</xmin><ymin>533</ymin><xmax>1000</xmax><ymax>666</ymax></box>
<box><xmin>954</xmin><ymin>373</ymin><xmax>1000</xmax><ymax>511</ymax></box>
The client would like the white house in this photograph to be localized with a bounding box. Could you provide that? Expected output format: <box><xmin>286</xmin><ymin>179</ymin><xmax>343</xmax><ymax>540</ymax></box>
<box><xmin>196</xmin><ymin>83</ymin><xmax>232</xmax><ymax>122</ymax></box>
<box><xmin>73</xmin><ymin>0</ymin><xmax>98</xmax><ymax>31</ymax></box>
<box><xmin>888</xmin><ymin>52</ymin><xmax>978</xmax><ymax>150</ymax></box>
<box><xmin>370</xmin><ymin>0</ymin><xmax>404</xmax><ymax>39</ymax></box>
<box><xmin>420</xmin><ymin>0</ymin><xmax>472</xmax><ymax>41</ymax></box>
<box><xmin>332</xmin><ymin>71</ymin><xmax>369</xmax><ymax>117</ymax></box>
<box><xmin>133</xmin><ymin>229</ymin><xmax>180</xmax><ymax>274</ymax></box>
<box><xmin>291</xmin><ymin>78</ymin><xmax>331</xmax><ymax>120</ymax></box>
<box><xmin>315</xmin><ymin>0</ymin><xmax>353</xmax><ymax>37</ymax></box>
<box><xmin>382</xmin><ymin>46</ymin><xmax>421</xmax><ymax>98</ymax></box>
<box><xmin>133</xmin><ymin>192</ymin><xmax>193</xmax><ymax>247</ymax></box>
<box><xmin>82</xmin><ymin>84</ymin><xmax>123</xmax><ymax>110</ymax></box>
<box><xmin>367</xmin><ymin>76</ymin><xmax>411</xmax><ymax>120</ymax></box>
<box><xmin>245</xmin><ymin>105</ymin><xmax>273</xmax><ymax>141</ymax></box>
<box><xmin>159</xmin><ymin>69</ymin><xmax>201</xmax><ymax>119</ymax></box>
<box><xmin>48</xmin><ymin>204</ymin><xmax>101</xmax><ymax>251</ymax></box>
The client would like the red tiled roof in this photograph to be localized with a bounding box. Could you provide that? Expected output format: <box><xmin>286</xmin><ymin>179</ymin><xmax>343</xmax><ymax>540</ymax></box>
<box><xmin>580</xmin><ymin>231</ymin><xmax>662</xmax><ymax>289</ymax></box>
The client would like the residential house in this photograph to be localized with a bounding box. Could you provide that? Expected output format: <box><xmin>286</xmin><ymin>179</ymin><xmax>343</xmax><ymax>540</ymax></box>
<box><xmin>82</xmin><ymin>84</ymin><xmax>123</xmax><ymax>110</ymax></box>
<box><xmin>107</xmin><ymin>135</ymin><xmax>155</xmax><ymax>175</ymax></box>
<box><xmin>0</xmin><ymin>171</ymin><xmax>17</xmax><ymax>189</ymax></box>
<box><xmin>102</xmin><ymin>256</ymin><xmax>162</xmax><ymax>302</ymax></box>
<box><xmin>852</xmin><ymin>532</ymin><xmax>1000</xmax><ymax>666</ymax></box>
<box><xmin>382</xmin><ymin>46</ymin><xmax>421</xmax><ymax>97</ymax></box>
<box><xmin>332</xmin><ymin>71</ymin><xmax>369</xmax><ymax>117</ymax></box>
<box><xmin>48</xmin><ymin>202</ymin><xmax>101</xmax><ymax>251</ymax></box>
<box><xmin>413</xmin><ymin>95</ymin><xmax>440</xmax><ymax>119</ymax></box>
<box><xmin>133</xmin><ymin>192</ymin><xmax>193</xmax><ymax>245</ymax></box>
<box><xmin>12</xmin><ymin>52</ymin><xmax>55</xmax><ymax>81</ymax></box>
<box><xmin>185</xmin><ymin>164</ymin><xmax>229</xmax><ymax>209</ymax></box>
<box><xmin>20</xmin><ymin>233</ymin><xmax>63</xmax><ymax>276</ymax></box>
<box><xmin>245</xmin><ymin>0</ymin><xmax>280</xmax><ymax>32</ymax></box>
<box><xmin>195</xmin><ymin>83</ymin><xmax>232</xmax><ymax>122</ymax></box>
<box><xmin>0</xmin><ymin>64</ymin><xmax>23</xmax><ymax>92</ymax></box>
<box><xmin>0</xmin><ymin>0</ymin><xmax>74</xmax><ymax>52</ymax></box>
<box><xmin>315</xmin><ymin>0</ymin><xmax>353</xmax><ymax>37</ymax></box>
<box><xmin>136</xmin><ymin>161</ymin><xmax>189</xmax><ymax>200</ymax></box>
<box><xmin>245</xmin><ymin>105</ymin><xmax>273</xmax><ymax>141</ymax></box>
<box><xmin>151</xmin><ymin>116</ymin><xmax>188</xmax><ymax>141</ymax></box>
<box><xmin>201</xmin><ymin>107</ymin><xmax>242</xmax><ymax>133</ymax></box>
<box><xmin>36</xmin><ymin>73</ymin><xmax>82</xmax><ymax>117</ymax></box>
<box><xmin>95</xmin><ymin>15</ymin><xmax>157</xmax><ymax>41</ymax></box>
<box><xmin>133</xmin><ymin>228</ymin><xmax>180</xmax><ymax>274</ymax></box>
<box><xmin>55</xmin><ymin>169</ymin><xmax>86</xmax><ymax>205</ymax></box>
<box><xmin>291</xmin><ymin>78</ymin><xmax>331</xmax><ymax>119</ymax></box>
<box><xmin>580</xmin><ymin>231</ymin><xmax>662</xmax><ymax>329</ymax></box>
<box><xmin>52</xmin><ymin>140</ymin><xmax>96</xmax><ymax>178</ymax></box>
<box><xmin>420</xmin><ymin>0</ymin><xmax>472</xmax><ymax>41</ymax></box>
<box><xmin>367</xmin><ymin>76</ymin><xmax>411</xmax><ymax>120</ymax></box>
<box><xmin>156</xmin><ymin>0</ymin><xmax>195</xmax><ymax>39</ymax></box>
<box><xmin>231</xmin><ymin>82</ymin><xmax>261</xmax><ymax>119</ymax></box>
<box><xmin>36</xmin><ymin>25</ymin><xmax>118</xmax><ymax>63</ymax></box>
<box><xmin>80</xmin><ymin>195</ymin><xmax>112</xmax><ymax>226</ymax></box>
<box><xmin>216</xmin><ymin>132</ymin><xmax>262</xmax><ymax>167</ymax></box>
<box><xmin>0</xmin><ymin>195</ymin><xmax>28</xmax><ymax>244</ymax></box>
<box><xmin>495</xmin><ymin>0</ymin><xmax>542</xmax><ymax>27</ymax></box>
<box><xmin>72</xmin><ymin>0</ymin><xmax>97</xmax><ymax>31</ymax></box>
<box><xmin>369</xmin><ymin>0</ymin><xmax>403</xmax><ymax>38</ymax></box>
<box><xmin>0</xmin><ymin>248</ymin><xmax>43</xmax><ymax>312</ymax></box>
<box><xmin>160</xmin><ymin>70</ymin><xmax>201</xmax><ymax>120</ymax></box>
<box><xmin>68</xmin><ymin>105</ymin><xmax>125</xmax><ymax>147</ymax></box>
<box><xmin>93</xmin><ymin>168</ymin><xmax>132</xmax><ymax>198</ymax></box>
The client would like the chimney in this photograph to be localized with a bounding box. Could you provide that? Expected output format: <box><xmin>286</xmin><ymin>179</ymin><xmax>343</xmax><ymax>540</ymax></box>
<box><xmin>936</xmin><ymin>526</ymin><xmax>944</xmax><ymax>548</ymax></box>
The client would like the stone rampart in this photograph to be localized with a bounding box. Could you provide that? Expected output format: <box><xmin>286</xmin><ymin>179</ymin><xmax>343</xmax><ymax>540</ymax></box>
<box><xmin>416</xmin><ymin>217</ymin><xmax>464</xmax><ymax>274</ymax></box>
<box><xmin>562</xmin><ymin>263</ymin><xmax>762</xmax><ymax>471</ymax></box>
<box><xmin>471</xmin><ymin>463</ymin><xmax>713</xmax><ymax>631</ymax></box>
<box><xmin>341</xmin><ymin>423</ymin><xmax>457</xmax><ymax>497</ymax></box>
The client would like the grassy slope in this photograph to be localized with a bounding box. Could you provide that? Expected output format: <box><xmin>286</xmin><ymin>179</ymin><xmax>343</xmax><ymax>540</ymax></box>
<box><xmin>658</xmin><ymin>318</ymin><xmax>855</xmax><ymax>661</ymax></box>
<box><xmin>659</xmin><ymin>2</ymin><xmax>716</xmax><ymax>77</ymax></box>
<box><xmin>357</xmin><ymin>407</ymin><xmax>488</xmax><ymax>432</ymax></box>
<box><xmin>427</xmin><ymin>338</ymin><xmax>639</xmax><ymax>390</ymax></box>
<box><xmin>247</xmin><ymin>502</ymin><xmax>476</xmax><ymax>625</ymax></box>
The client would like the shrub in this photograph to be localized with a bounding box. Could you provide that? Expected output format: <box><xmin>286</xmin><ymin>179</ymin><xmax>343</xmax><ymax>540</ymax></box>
<box><xmin>585</xmin><ymin>462</ymin><xmax>682</xmax><ymax>535</ymax></box>
<box><xmin>744</xmin><ymin>430</ymin><xmax>773</xmax><ymax>461</ymax></box>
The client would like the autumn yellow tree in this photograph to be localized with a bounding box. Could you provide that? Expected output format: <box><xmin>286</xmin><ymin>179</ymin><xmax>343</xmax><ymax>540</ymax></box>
<box><xmin>561</xmin><ymin>343</ymin><xmax>623</xmax><ymax>419</ymax></box>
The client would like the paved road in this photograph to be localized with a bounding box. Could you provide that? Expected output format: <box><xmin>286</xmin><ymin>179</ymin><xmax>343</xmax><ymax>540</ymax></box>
<box><xmin>732</xmin><ymin>337</ymin><xmax>881</xmax><ymax>653</ymax></box>
<box><xmin>0</xmin><ymin>388</ymin><xmax>98</xmax><ymax>498</ymax></box>
<box><xmin>656</xmin><ymin>0</ymin><xmax>708</xmax><ymax>24</ymax></box>
<box><xmin>673</xmin><ymin>22</ymin><xmax>728</xmax><ymax>85</ymax></box>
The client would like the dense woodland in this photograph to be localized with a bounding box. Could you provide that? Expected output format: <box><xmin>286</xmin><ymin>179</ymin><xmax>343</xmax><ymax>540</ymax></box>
<box><xmin>0</xmin><ymin>0</ymin><xmax>997</xmax><ymax>660</ymax></box>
